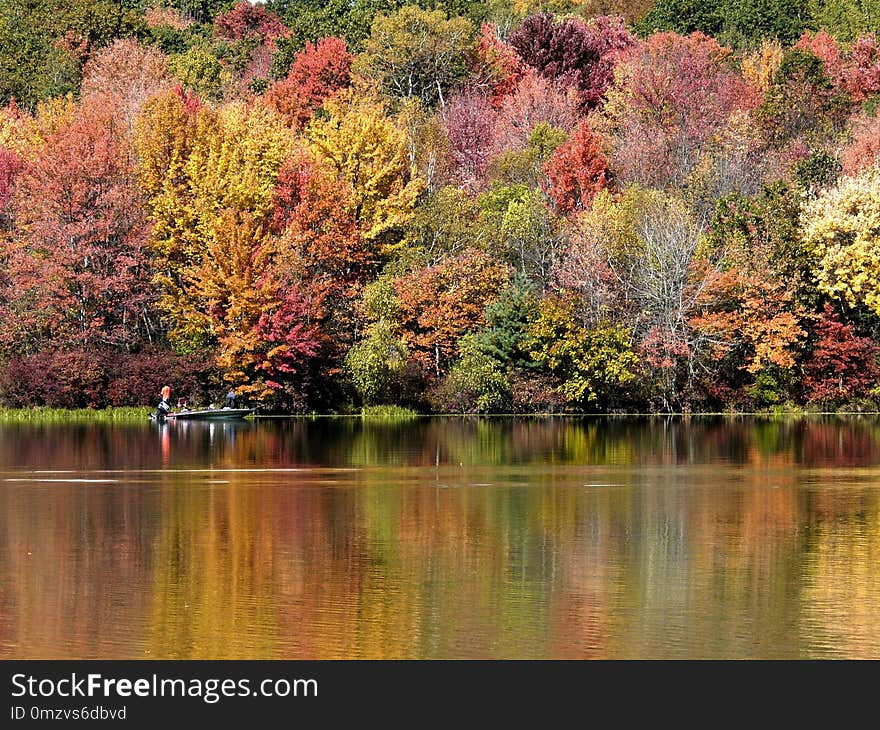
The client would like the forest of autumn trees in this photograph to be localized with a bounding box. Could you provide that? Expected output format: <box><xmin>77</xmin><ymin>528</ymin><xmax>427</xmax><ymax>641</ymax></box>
<box><xmin>3</xmin><ymin>0</ymin><xmax>880</xmax><ymax>412</ymax></box>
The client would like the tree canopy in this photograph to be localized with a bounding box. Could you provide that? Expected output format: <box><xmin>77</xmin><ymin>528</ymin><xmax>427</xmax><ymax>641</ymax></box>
<box><xmin>4</xmin><ymin>2</ymin><xmax>880</xmax><ymax>413</ymax></box>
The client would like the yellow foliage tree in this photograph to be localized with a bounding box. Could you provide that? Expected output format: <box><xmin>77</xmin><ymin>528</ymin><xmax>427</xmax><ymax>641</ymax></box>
<box><xmin>134</xmin><ymin>90</ymin><xmax>293</xmax><ymax>350</ymax></box>
<box><xmin>802</xmin><ymin>167</ymin><xmax>880</xmax><ymax>315</ymax></box>
<box><xmin>187</xmin><ymin>102</ymin><xmax>294</xmax><ymax>224</ymax></box>
<box><xmin>307</xmin><ymin>91</ymin><xmax>425</xmax><ymax>249</ymax></box>
<box><xmin>0</xmin><ymin>95</ymin><xmax>76</xmax><ymax>157</ymax></box>
<box><xmin>134</xmin><ymin>89</ymin><xmax>214</xmax><ymax>275</ymax></box>
<box><xmin>181</xmin><ymin>209</ymin><xmax>276</xmax><ymax>398</ymax></box>
<box><xmin>742</xmin><ymin>39</ymin><xmax>784</xmax><ymax>94</ymax></box>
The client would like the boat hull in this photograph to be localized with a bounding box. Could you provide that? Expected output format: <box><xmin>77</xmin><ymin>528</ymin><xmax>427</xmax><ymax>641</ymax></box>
<box><xmin>153</xmin><ymin>408</ymin><xmax>255</xmax><ymax>421</ymax></box>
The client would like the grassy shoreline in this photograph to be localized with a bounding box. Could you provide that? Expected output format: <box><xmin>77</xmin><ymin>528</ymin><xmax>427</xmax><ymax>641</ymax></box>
<box><xmin>2</xmin><ymin>405</ymin><xmax>880</xmax><ymax>423</ymax></box>
<box><xmin>0</xmin><ymin>407</ymin><xmax>153</xmax><ymax>423</ymax></box>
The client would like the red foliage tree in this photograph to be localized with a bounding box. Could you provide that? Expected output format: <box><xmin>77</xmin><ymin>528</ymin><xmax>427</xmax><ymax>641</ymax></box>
<box><xmin>601</xmin><ymin>32</ymin><xmax>759</xmax><ymax>189</ymax></box>
<box><xmin>794</xmin><ymin>30</ymin><xmax>844</xmax><ymax>89</ymax></box>
<box><xmin>542</xmin><ymin>121</ymin><xmax>611</xmax><ymax>215</ymax></box>
<box><xmin>491</xmin><ymin>71</ymin><xmax>580</xmax><ymax>153</ymax></box>
<box><xmin>843</xmin><ymin>33</ymin><xmax>880</xmax><ymax>103</ymax></box>
<box><xmin>2</xmin><ymin>100</ymin><xmax>152</xmax><ymax>354</ymax></box>
<box><xmin>271</xmin><ymin>150</ymin><xmax>375</xmax><ymax>359</ymax></box>
<box><xmin>578</xmin><ymin>15</ymin><xmax>638</xmax><ymax>111</ymax></box>
<box><xmin>253</xmin><ymin>284</ymin><xmax>322</xmax><ymax>389</ymax></box>
<box><xmin>264</xmin><ymin>37</ymin><xmax>353</xmax><ymax>129</ymax></box>
<box><xmin>802</xmin><ymin>304</ymin><xmax>879</xmax><ymax>405</ymax></box>
<box><xmin>0</xmin><ymin>350</ymin><xmax>108</xmax><ymax>408</ymax></box>
<box><xmin>508</xmin><ymin>13</ymin><xmax>634</xmax><ymax>111</ymax></box>
<box><xmin>0</xmin><ymin>348</ymin><xmax>215</xmax><ymax>408</ymax></box>
<box><xmin>271</xmin><ymin>151</ymin><xmax>374</xmax><ymax>302</ymax></box>
<box><xmin>104</xmin><ymin>348</ymin><xmax>216</xmax><ymax>407</ymax></box>
<box><xmin>213</xmin><ymin>2</ymin><xmax>290</xmax><ymax>98</ymax></box>
<box><xmin>0</xmin><ymin>148</ymin><xmax>23</xmax><ymax>230</ymax></box>
<box><xmin>841</xmin><ymin>114</ymin><xmax>880</xmax><ymax>175</ymax></box>
<box><xmin>442</xmin><ymin>90</ymin><xmax>498</xmax><ymax>189</ymax></box>
<box><xmin>214</xmin><ymin>1</ymin><xmax>289</xmax><ymax>46</ymax></box>
<box><xmin>509</xmin><ymin>12</ymin><xmax>558</xmax><ymax>70</ymax></box>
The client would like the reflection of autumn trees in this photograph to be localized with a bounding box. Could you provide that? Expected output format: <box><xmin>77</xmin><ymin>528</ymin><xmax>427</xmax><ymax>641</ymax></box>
<box><xmin>802</xmin><ymin>499</ymin><xmax>880</xmax><ymax>658</ymax></box>
<box><xmin>146</xmin><ymin>477</ymin><xmax>282</xmax><ymax>658</ymax></box>
<box><xmin>8</xmin><ymin>416</ymin><xmax>880</xmax><ymax>471</ymax></box>
<box><xmin>0</xmin><ymin>482</ymin><xmax>159</xmax><ymax>658</ymax></box>
<box><xmin>4</xmin><ymin>417</ymin><xmax>880</xmax><ymax>658</ymax></box>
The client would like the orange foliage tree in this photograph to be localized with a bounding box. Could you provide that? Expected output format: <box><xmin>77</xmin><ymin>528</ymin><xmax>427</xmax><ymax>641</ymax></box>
<box><xmin>491</xmin><ymin>71</ymin><xmax>580</xmax><ymax>154</ymax></box>
<box><xmin>271</xmin><ymin>150</ymin><xmax>376</xmax><ymax>357</ymax></box>
<box><xmin>80</xmin><ymin>38</ymin><xmax>171</xmax><ymax>128</ymax></box>
<box><xmin>395</xmin><ymin>248</ymin><xmax>511</xmax><ymax>376</ymax></box>
<box><xmin>473</xmin><ymin>22</ymin><xmax>524</xmax><ymax>107</ymax></box>
<box><xmin>541</xmin><ymin>121</ymin><xmax>611</xmax><ymax>216</ymax></box>
<box><xmin>691</xmin><ymin>269</ymin><xmax>806</xmax><ymax>375</ymax></box>
<box><xmin>182</xmin><ymin>209</ymin><xmax>321</xmax><ymax>404</ymax></box>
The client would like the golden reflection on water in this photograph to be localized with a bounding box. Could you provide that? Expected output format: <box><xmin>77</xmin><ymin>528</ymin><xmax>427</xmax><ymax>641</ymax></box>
<box><xmin>2</xmin><ymin>417</ymin><xmax>880</xmax><ymax>658</ymax></box>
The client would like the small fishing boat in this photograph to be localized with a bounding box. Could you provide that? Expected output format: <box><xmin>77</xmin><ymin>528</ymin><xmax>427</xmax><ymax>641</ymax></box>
<box><xmin>150</xmin><ymin>407</ymin><xmax>256</xmax><ymax>422</ymax></box>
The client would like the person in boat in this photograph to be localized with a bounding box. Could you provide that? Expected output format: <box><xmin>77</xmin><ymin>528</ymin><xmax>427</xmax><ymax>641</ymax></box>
<box><xmin>225</xmin><ymin>388</ymin><xmax>237</xmax><ymax>409</ymax></box>
<box><xmin>155</xmin><ymin>385</ymin><xmax>172</xmax><ymax>422</ymax></box>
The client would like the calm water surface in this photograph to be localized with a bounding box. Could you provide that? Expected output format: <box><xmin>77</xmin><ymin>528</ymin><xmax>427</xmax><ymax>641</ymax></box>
<box><xmin>2</xmin><ymin>416</ymin><xmax>880</xmax><ymax>659</ymax></box>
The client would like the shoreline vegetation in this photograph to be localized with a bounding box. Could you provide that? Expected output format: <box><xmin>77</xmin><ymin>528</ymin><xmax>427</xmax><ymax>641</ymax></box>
<box><xmin>4</xmin><ymin>405</ymin><xmax>880</xmax><ymax>424</ymax></box>
<box><xmin>3</xmin><ymin>3</ymin><xmax>880</xmax><ymax>416</ymax></box>
<box><xmin>0</xmin><ymin>407</ymin><xmax>154</xmax><ymax>423</ymax></box>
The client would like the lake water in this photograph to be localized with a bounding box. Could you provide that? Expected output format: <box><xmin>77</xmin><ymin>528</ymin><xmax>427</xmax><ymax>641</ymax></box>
<box><xmin>2</xmin><ymin>415</ymin><xmax>880</xmax><ymax>659</ymax></box>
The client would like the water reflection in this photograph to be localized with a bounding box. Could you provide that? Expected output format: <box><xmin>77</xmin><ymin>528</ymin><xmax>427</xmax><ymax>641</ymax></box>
<box><xmin>2</xmin><ymin>416</ymin><xmax>880</xmax><ymax>658</ymax></box>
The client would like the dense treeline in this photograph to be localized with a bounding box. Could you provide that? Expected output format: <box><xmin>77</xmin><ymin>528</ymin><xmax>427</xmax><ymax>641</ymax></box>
<box><xmin>2</xmin><ymin>0</ymin><xmax>880</xmax><ymax>413</ymax></box>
